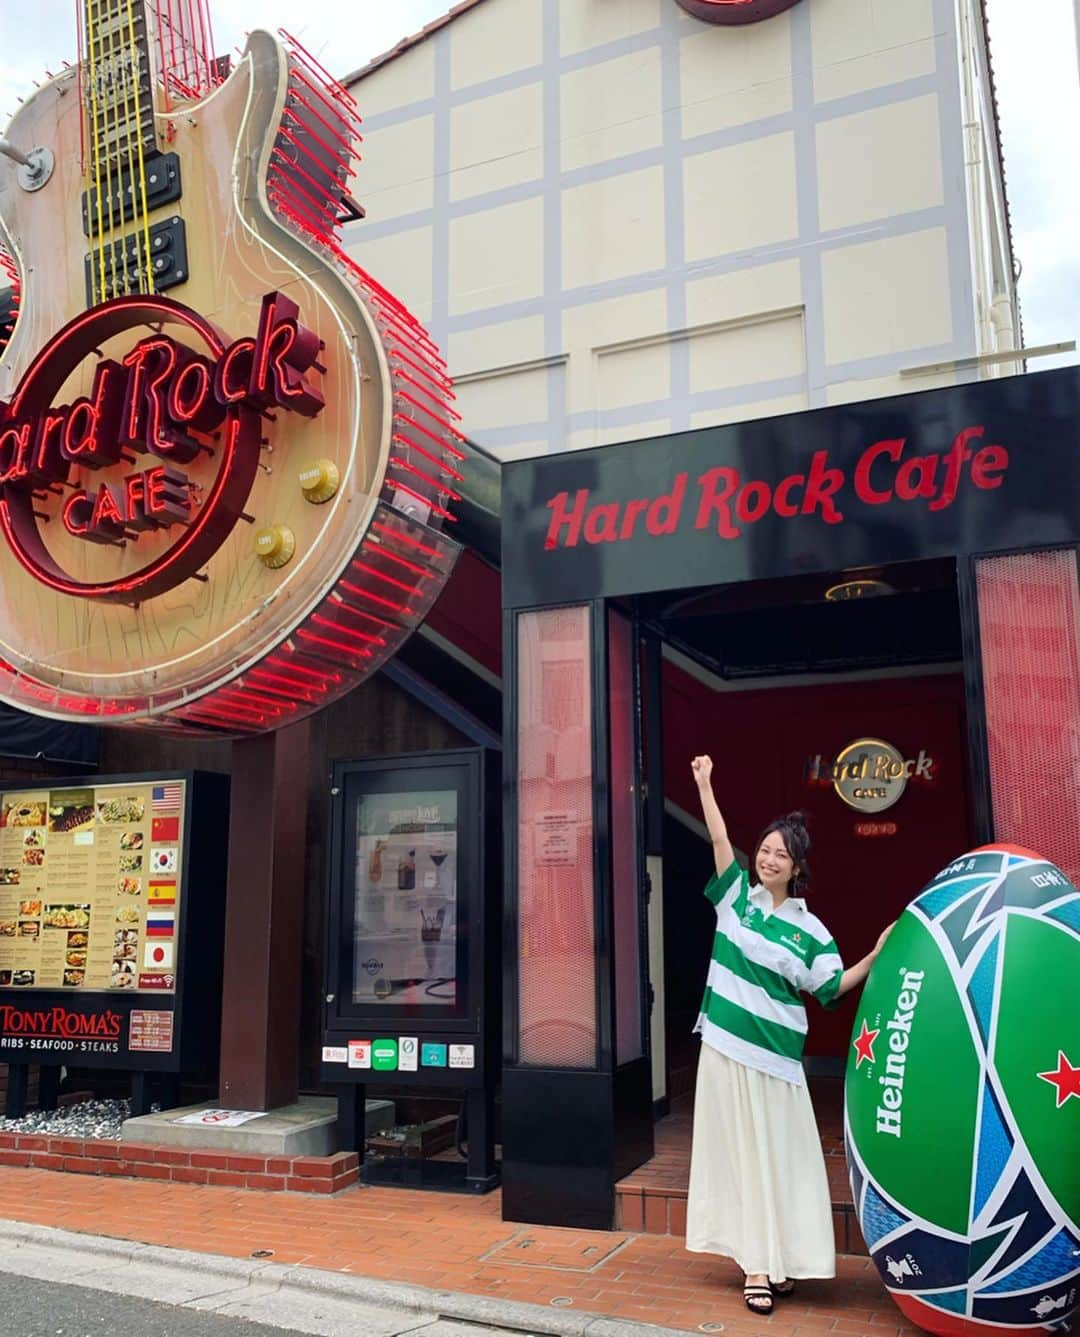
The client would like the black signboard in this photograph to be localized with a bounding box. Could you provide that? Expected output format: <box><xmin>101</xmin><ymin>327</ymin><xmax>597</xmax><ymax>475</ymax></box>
<box><xmin>502</xmin><ymin>366</ymin><xmax>1080</xmax><ymax>608</ymax></box>
<box><xmin>321</xmin><ymin>749</ymin><xmax>499</xmax><ymax>1093</ymax></box>
<box><xmin>0</xmin><ymin>770</ymin><xmax>228</xmax><ymax>1072</ymax></box>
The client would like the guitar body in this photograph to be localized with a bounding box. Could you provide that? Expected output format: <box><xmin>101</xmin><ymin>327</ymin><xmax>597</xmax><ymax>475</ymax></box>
<box><xmin>0</xmin><ymin>28</ymin><xmax>455</xmax><ymax>729</ymax></box>
<box><xmin>1</xmin><ymin>31</ymin><xmax>375</xmax><ymax>444</ymax></box>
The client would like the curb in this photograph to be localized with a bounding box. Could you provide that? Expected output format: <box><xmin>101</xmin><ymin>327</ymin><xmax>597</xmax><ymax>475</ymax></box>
<box><xmin>0</xmin><ymin>1219</ymin><xmax>694</xmax><ymax>1337</ymax></box>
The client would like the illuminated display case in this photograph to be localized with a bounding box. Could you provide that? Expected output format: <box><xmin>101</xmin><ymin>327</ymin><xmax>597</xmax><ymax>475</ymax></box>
<box><xmin>321</xmin><ymin>748</ymin><xmax>500</xmax><ymax>1190</ymax></box>
<box><xmin>0</xmin><ymin>770</ymin><xmax>229</xmax><ymax>1089</ymax></box>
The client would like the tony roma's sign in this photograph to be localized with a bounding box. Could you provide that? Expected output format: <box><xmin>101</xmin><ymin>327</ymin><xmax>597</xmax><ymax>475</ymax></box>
<box><xmin>0</xmin><ymin>996</ymin><xmax>176</xmax><ymax>1068</ymax></box>
<box><xmin>501</xmin><ymin>368</ymin><xmax>1080</xmax><ymax>608</ymax></box>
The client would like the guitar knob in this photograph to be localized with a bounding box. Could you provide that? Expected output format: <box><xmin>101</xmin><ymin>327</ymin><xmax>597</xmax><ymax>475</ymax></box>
<box><xmin>253</xmin><ymin>524</ymin><xmax>295</xmax><ymax>569</ymax></box>
<box><xmin>298</xmin><ymin>459</ymin><xmax>339</xmax><ymax>504</ymax></box>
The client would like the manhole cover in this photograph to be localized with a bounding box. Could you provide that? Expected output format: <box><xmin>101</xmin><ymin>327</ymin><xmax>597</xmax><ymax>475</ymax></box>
<box><xmin>483</xmin><ymin>1228</ymin><xmax>630</xmax><ymax>1271</ymax></box>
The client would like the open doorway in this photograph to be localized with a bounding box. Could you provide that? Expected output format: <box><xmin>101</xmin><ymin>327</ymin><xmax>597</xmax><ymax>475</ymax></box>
<box><xmin>621</xmin><ymin>558</ymin><xmax>976</xmax><ymax>1236</ymax></box>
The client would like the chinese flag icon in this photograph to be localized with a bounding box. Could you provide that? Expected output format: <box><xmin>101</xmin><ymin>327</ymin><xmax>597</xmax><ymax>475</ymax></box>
<box><xmin>152</xmin><ymin>816</ymin><xmax>180</xmax><ymax>843</ymax></box>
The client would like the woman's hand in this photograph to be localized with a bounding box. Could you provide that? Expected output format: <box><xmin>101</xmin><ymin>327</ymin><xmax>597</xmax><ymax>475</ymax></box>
<box><xmin>690</xmin><ymin>755</ymin><xmax>732</xmax><ymax>875</ymax></box>
<box><xmin>873</xmin><ymin>922</ymin><xmax>895</xmax><ymax>957</ymax></box>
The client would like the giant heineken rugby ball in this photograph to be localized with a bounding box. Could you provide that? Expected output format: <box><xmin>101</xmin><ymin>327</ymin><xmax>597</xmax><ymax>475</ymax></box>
<box><xmin>845</xmin><ymin>846</ymin><xmax>1079</xmax><ymax>1336</ymax></box>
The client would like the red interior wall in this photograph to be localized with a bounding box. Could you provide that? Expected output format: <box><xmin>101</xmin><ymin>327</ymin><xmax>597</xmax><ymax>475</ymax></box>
<box><xmin>663</xmin><ymin>664</ymin><xmax>973</xmax><ymax>1057</ymax></box>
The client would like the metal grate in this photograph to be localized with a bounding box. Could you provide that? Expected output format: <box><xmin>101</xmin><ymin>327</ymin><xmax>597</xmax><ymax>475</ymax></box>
<box><xmin>976</xmin><ymin>549</ymin><xmax>1080</xmax><ymax>885</ymax></box>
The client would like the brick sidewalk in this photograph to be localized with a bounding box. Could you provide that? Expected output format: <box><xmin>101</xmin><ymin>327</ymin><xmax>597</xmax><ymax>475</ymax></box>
<box><xmin>0</xmin><ymin>1165</ymin><xmax>919</xmax><ymax>1336</ymax></box>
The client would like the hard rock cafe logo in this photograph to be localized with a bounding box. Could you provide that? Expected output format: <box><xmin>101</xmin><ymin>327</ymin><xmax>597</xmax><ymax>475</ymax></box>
<box><xmin>805</xmin><ymin>738</ymin><xmax>935</xmax><ymax>814</ymax></box>
<box><xmin>674</xmin><ymin>0</ymin><xmax>803</xmax><ymax>23</ymax></box>
<box><xmin>0</xmin><ymin>291</ymin><xmax>324</xmax><ymax>604</ymax></box>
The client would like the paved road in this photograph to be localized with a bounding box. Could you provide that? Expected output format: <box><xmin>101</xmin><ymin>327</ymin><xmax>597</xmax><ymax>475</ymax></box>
<box><xmin>0</xmin><ymin>1269</ymin><xmax>509</xmax><ymax>1337</ymax></box>
<box><xmin>0</xmin><ymin>1270</ymin><xmax>309</xmax><ymax>1336</ymax></box>
<box><xmin>0</xmin><ymin>1220</ymin><xmax>656</xmax><ymax>1337</ymax></box>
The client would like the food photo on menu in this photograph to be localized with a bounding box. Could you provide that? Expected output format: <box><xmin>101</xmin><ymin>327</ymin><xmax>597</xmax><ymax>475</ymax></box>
<box><xmin>110</xmin><ymin>959</ymin><xmax>136</xmax><ymax>989</ymax></box>
<box><xmin>44</xmin><ymin>905</ymin><xmax>91</xmax><ymax>930</ymax></box>
<box><xmin>0</xmin><ymin>801</ymin><xmax>46</xmax><ymax>828</ymax></box>
<box><xmin>113</xmin><ymin>929</ymin><xmax>138</xmax><ymax>961</ymax></box>
<box><xmin>97</xmin><ymin>795</ymin><xmax>145</xmax><ymax>825</ymax></box>
<box><xmin>47</xmin><ymin>793</ymin><xmax>95</xmax><ymax>834</ymax></box>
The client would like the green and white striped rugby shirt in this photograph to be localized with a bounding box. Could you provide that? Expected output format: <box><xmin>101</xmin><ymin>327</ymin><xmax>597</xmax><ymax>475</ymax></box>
<box><xmin>694</xmin><ymin>859</ymin><xmax>844</xmax><ymax>1085</ymax></box>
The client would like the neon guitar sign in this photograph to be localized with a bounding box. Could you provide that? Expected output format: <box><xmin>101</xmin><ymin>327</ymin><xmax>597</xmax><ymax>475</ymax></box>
<box><xmin>0</xmin><ymin>292</ymin><xmax>320</xmax><ymax>600</ymax></box>
<box><xmin>0</xmin><ymin>2</ymin><xmax>464</xmax><ymax>734</ymax></box>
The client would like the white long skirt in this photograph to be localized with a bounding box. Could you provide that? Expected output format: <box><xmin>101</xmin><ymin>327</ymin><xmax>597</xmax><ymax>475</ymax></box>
<box><xmin>685</xmin><ymin>1042</ymin><xmax>836</xmax><ymax>1281</ymax></box>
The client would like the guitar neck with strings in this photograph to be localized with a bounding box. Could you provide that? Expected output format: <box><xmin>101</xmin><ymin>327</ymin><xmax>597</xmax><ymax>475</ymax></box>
<box><xmin>80</xmin><ymin>0</ymin><xmax>186</xmax><ymax>306</ymax></box>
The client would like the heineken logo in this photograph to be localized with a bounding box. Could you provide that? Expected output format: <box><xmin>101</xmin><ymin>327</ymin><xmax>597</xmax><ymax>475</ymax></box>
<box><xmin>852</xmin><ymin>966</ymin><xmax>925</xmax><ymax>1139</ymax></box>
<box><xmin>1037</xmin><ymin>1050</ymin><xmax>1080</xmax><ymax>1108</ymax></box>
<box><xmin>852</xmin><ymin>1018</ymin><xmax>879</xmax><ymax>1068</ymax></box>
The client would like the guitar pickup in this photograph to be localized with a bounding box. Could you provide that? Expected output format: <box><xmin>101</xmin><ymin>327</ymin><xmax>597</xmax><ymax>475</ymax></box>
<box><xmin>84</xmin><ymin>215</ymin><xmax>189</xmax><ymax>305</ymax></box>
<box><xmin>81</xmin><ymin>152</ymin><xmax>182</xmax><ymax>236</ymax></box>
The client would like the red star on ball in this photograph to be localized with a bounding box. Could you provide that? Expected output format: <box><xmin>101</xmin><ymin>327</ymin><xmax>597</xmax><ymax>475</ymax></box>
<box><xmin>853</xmin><ymin>1019</ymin><xmax>880</xmax><ymax>1069</ymax></box>
<box><xmin>1037</xmin><ymin>1051</ymin><xmax>1080</xmax><ymax>1108</ymax></box>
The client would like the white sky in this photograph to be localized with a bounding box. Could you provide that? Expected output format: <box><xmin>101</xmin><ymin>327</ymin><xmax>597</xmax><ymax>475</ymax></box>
<box><xmin>1</xmin><ymin>0</ymin><xmax>1078</xmax><ymax>370</ymax></box>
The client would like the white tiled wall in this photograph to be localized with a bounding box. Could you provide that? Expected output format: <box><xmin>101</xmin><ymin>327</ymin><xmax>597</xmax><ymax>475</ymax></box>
<box><xmin>345</xmin><ymin>0</ymin><xmax>1015</xmax><ymax>459</ymax></box>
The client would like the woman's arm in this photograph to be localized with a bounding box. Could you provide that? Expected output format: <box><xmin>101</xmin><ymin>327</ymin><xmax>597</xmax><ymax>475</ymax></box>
<box><xmin>836</xmin><ymin>923</ymin><xmax>894</xmax><ymax>996</ymax></box>
<box><xmin>692</xmin><ymin>756</ymin><xmax>735</xmax><ymax>877</ymax></box>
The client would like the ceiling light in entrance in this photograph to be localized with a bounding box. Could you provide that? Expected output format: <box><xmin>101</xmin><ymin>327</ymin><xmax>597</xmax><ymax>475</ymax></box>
<box><xmin>825</xmin><ymin>579</ymin><xmax>895</xmax><ymax>602</ymax></box>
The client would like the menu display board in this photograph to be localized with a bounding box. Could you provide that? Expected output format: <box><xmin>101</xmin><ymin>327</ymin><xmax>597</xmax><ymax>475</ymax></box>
<box><xmin>0</xmin><ymin>780</ymin><xmax>185</xmax><ymax>995</ymax></box>
<box><xmin>353</xmin><ymin>789</ymin><xmax>458</xmax><ymax>1006</ymax></box>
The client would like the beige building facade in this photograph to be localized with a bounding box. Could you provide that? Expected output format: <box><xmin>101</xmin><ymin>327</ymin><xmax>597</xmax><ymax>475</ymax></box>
<box><xmin>344</xmin><ymin>0</ymin><xmax>1017</xmax><ymax>461</ymax></box>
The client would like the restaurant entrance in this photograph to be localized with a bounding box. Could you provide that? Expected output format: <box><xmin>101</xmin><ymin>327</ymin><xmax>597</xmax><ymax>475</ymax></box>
<box><xmin>622</xmin><ymin>558</ymin><xmax>977</xmax><ymax>1237</ymax></box>
<box><xmin>499</xmin><ymin>367</ymin><xmax>1080</xmax><ymax>1230</ymax></box>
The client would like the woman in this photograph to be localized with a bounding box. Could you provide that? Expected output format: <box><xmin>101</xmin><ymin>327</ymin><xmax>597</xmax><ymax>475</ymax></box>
<box><xmin>686</xmin><ymin>754</ymin><xmax>891</xmax><ymax>1315</ymax></box>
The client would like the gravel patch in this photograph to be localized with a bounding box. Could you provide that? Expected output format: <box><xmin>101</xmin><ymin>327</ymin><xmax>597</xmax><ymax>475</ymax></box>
<box><xmin>0</xmin><ymin>1097</ymin><xmax>158</xmax><ymax>1140</ymax></box>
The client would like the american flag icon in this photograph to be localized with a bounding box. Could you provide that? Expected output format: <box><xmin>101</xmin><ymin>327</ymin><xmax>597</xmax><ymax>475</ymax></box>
<box><xmin>152</xmin><ymin>784</ymin><xmax>183</xmax><ymax>814</ymax></box>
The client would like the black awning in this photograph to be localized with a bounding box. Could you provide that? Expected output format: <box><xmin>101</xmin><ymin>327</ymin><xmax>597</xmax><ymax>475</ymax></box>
<box><xmin>0</xmin><ymin>704</ymin><xmax>99</xmax><ymax>766</ymax></box>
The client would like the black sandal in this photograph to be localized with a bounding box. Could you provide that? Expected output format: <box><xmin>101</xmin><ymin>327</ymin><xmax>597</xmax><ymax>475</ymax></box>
<box><xmin>771</xmin><ymin>1279</ymin><xmax>796</xmax><ymax>1297</ymax></box>
<box><xmin>743</xmin><ymin>1285</ymin><xmax>774</xmax><ymax>1315</ymax></box>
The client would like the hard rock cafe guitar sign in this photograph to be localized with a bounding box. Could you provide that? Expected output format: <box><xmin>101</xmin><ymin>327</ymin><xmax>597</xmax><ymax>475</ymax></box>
<box><xmin>0</xmin><ymin>2</ymin><xmax>463</xmax><ymax>735</ymax></box>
